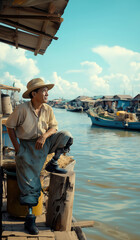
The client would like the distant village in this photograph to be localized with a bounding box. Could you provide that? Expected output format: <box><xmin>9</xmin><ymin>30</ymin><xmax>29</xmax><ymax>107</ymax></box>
<box><xmin>48</xmin><ymin>94</ymin><xmax>140</xmax><ymax>115</ymax></box>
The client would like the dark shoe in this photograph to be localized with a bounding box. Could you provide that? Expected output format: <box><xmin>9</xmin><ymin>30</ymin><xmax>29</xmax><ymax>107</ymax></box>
<box><xmin>45</xmin><ymin>161</ymin><xmax>67</xmax><ymax>174</ymax></box>
<box><xmin>24</xmin><ymin>214</ymin><xmax>39</xmax><ymax>235</ymax></box>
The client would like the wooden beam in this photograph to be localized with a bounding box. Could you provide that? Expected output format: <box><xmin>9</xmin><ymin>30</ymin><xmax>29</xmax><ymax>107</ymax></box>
<box><xmin>0</xmin><ymin>38</ymin><xmax>41</xmax><ymax>54</ymax></box>
<box><xmin>0</xmin><ymin>14</ymin><xmax>63</xmax><ymax>23</ymax></box>
<box><xmin>34</xmin><ymin>20</ymin><xmax>48</xmax><ymax>56</ymax></box>
<box><xmin>9</xmin><ymin>6</ymin><xmax>61</xmax><ymax>17</ymax></box>
<box><xmin>14</xmin><ymin>28</ymin><xmax>18</xmax><ymax>49</ymax></box>
<box><xmin>0</xmin><ymin>84</ymin><xmax>20</xmax><ymax>92</ymax></box>
<box><xmin>34</xmin><ymin>1</ymin><xmax>57</xmax><ymax>56</ymax></box>
<box><xmin>0</xmin><ymin>19</ymin><xmax>58</xmax><ymax>40</ymax></box>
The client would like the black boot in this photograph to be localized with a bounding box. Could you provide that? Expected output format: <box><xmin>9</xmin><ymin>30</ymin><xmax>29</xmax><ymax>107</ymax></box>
<box><xmin>24</xmin><ymin>214</ymin><xmax>39</xmax><ymax>235</ymax></box>
<box><xmin>45</xmin><ymin>161</ymin><xmax>67</xmax><ymax>174</ymax></box>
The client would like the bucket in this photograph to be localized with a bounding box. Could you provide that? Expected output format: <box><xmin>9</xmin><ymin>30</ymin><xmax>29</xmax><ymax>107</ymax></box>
<box><xmin>2</xmin><ymin>124</ymin><xmax>13</xmax><ymax>148</ymax></box>
<box><xmin>1</xmin><ymin>94</ymin><xmax>12</xmax><ymax>115</ymax></box>
<box><xmin>7</xmin><ymin>171</ymin><xmax>43</xmax><ymax>217</ymax></box>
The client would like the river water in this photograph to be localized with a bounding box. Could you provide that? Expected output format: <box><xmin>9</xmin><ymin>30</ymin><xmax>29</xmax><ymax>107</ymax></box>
<box><xmin>54</xmin><ymin>108</ymin><xmax>140</xmax><ymax>240</ymax></box>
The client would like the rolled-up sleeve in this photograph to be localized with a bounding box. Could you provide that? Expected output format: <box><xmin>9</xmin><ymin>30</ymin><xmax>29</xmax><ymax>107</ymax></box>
<box><xmin>6</xmin><ymin>106</ymin><xmax>21</xmax><ymax>129</ymax></box>
<box><xmin>48</xmin><ymin>108</ymin><xmax>58</xmax><ymax>131</ymax></box>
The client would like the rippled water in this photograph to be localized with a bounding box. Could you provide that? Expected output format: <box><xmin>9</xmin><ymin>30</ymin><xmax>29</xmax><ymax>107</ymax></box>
<box><xmin>54</xmin><ymin>108</ymin><xmax>140</xmax><ymax>240</ymax></box>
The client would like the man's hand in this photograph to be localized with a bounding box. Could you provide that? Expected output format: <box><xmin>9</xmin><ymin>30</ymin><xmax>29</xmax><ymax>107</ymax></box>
<box><xmin>35</xmin><ymin>135</ymin><xmax>46</xmax><ymax>150</ymax></box>
<box><xmin>35</xmin><ymin>128</ymin><xmax>57</xmax><ymax>150</ymax></box>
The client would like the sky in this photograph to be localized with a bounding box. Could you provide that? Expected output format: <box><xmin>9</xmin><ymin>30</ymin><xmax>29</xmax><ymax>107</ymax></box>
<box><xmin>0</xmin><ymin>0</ymin><xmax>140</xmax><ymax>100</ymax></box>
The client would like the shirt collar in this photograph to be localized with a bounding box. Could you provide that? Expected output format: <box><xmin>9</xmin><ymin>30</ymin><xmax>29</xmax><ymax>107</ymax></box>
<box><xmin>29</xmin><ymin>101</ymin><xmax>45</xmax><ymax>117</ymax></box>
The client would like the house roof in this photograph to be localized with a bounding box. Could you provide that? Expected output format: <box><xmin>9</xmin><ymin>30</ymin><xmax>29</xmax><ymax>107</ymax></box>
<box><xmin>113</xmin><ymin>95</ymin><xmax>132</xmax><ymax>100</ymax></box>
<box><xmin>0</xmin><ymin>0</ymin><xmax>69</xmax><ymax>55</ymax></box>
<box><xmin>102</xmin><ymin>95</ymin><xmax>114</xmax><ymax>99</ymax></box>
<box><xmin>69</xmin><ymin>96</ymin><xmax>94</xmax><ymax>102</ymax></box>
<box><xmin>133</xmin><ymin>94</ymin><xmax>140</xmax><ymax>100</ymax></box>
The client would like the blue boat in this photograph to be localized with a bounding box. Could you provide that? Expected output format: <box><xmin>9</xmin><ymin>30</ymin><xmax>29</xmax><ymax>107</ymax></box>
<box><xmin>87</xmin><ymin>111</ymin><xmax>140</xmax><ymax>131</ymax></box>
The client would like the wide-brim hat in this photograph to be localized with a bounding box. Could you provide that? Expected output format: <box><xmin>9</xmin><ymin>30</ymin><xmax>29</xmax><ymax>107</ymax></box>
<box><xmin>22</xmin><ymin>78</ymin><xmax>54</xmax><ymax>99</ymax></box>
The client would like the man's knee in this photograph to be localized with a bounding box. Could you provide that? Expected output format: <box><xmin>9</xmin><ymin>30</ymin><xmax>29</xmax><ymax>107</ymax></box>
<box><xmin>59</xmin><ymin>130</ymin><xmax>73</xmax><ymax>139</ymax></box>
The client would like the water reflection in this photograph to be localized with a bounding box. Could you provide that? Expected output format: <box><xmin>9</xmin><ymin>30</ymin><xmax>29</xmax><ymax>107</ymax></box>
<box><xmin>89</xmin><ymin>125</ymin><xmax>139</xmax><ymax>138</ymax></box>
<box><xmin>53</xmin><ymin>109</ymin><xmax>140</xmax><ymax>240</ymax></box>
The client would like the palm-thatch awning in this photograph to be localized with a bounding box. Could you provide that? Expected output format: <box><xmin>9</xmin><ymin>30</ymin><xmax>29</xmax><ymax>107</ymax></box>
<box><xmin>0</xmin><ymin>0</ymin><xmax>69</xmax><ymax>55</ymax></box>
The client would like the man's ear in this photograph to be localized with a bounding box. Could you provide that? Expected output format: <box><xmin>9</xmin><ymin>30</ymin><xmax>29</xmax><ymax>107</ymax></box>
<box><xmin>32</xmin><ymin>91</ymin><xmax>36</xmax><ymax>98</ymax></box>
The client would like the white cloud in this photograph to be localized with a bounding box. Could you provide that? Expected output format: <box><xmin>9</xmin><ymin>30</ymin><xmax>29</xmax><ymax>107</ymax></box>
<box><xmin>66</xmin><ymin>70</ymin><xmax>83</xmax><ymax>73</ymax></box>
<box><xmin>81</xmin><ymin>61</ymin><xmax>102</xmax><ymax>75</ymax></box>
<box><xmin>0</xmin><ymin>43</ymin><xmax>39</xmax><ymax>84</ymax></box>
<box><xmin>48</xmin><ymin>72</ymin><xmax>89</xmax><ymax>99</ymax></box>
<box><xmin>66</xmin><ymin>45</ymin><xmax>140</xmax><ymax>96</ymax></box>
<box><xmin>91</xmin><ymin>45</ymin><xmax>140</xmax><ymax>95</ymax></box>
<box><xmin>1</xmin><ymin>43</ymin><xmax>140</xmax><ymax>99</ymax></box>
<box><xmin>92</xmin><ymin>45</ymin><xmax>140</xmax><ymax>76</ymax></box>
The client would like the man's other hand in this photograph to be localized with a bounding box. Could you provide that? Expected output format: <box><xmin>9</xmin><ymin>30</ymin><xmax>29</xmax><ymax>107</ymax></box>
<box><xmin>35</xmin><ymin>136</ymin><xmax>46</xmax><ymax>150</ymax></box>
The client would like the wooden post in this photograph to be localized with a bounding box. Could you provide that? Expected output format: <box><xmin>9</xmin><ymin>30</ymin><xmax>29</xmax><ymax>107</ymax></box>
<box><xmin>0</xmin><ymin>115</ymin><xmax>3</xmax><ymax>166</ymax></box>
<box><xmin>46</xmin><ymin>171</ymin><xmax>75</xmax><ymax>231</ymax></box>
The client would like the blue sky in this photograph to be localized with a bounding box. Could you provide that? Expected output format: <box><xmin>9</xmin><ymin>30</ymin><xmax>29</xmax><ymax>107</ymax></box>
<box><xmin>0</xmin><ymin>0</ymin><xmax>140</xmax><ymax>100</ymax></box>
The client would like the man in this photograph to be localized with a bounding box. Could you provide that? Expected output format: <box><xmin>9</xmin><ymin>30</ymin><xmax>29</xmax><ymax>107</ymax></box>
<box><xmin>6</xmin><ymin>78</ymin><xmax>73</xmax><ymax>235</ymax></box>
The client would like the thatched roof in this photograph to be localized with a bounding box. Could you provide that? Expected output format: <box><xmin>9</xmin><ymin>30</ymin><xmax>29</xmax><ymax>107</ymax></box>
<box><xmin>0</xmin><ymin>0</ymin><xmax>69</xmax><ymax>55</ymax></box>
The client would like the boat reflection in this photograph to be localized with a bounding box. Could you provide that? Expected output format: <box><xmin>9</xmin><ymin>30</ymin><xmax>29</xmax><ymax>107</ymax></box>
<box><xmin>89</xmin><ymin>125</ymin><xmax>139</xmax><ymax>138</ymax></box>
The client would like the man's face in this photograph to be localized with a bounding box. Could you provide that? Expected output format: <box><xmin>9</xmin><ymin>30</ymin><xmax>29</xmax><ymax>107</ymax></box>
<box><xmin>34</xmin><ymin>87</ymin><xmax>48</xmax><ymax>103</ymax></box>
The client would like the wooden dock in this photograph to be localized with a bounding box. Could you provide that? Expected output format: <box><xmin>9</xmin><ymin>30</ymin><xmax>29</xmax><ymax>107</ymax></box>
<box><xmin>2</xmin><ymin>210</ymin><xmax>79</xmax><ymax>240</ymax></box>
<box><xmin>1</xmin><ymin>161</ymin><xmax>94</xmax><ymax>240</ymax></box>
<box><xmin>2</xmin><ymin>199</ymin><xmax>94</xmax><ymax>240</ymax></box>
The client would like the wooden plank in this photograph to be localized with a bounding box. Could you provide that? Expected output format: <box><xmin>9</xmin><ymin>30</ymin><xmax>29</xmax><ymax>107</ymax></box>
<box><xmin>11</xmin><ymin>7</ymin><xmax>60</xmax><ymax>17</ymax></box>
<box><xmin>55</xmin><ymin>231</ymin><xmax>78</xmax><ymax>240</ymax></box>
<box><xmin>7</xmin><ymin>237</ymin><xmax>27</xmax><ymax>240</ymax></box>
<box><xmin>39</xmin><ymin>237</ymin><xmax>55</xmax><ymax>240</ymax></box>
<box><xmin>0</xmin><ymin>14</ymin><xmax>63</xmax><ymax>22</ymax></box>
<box><xmin>2</xmin><ymin>230</ymin><xmax>55</xmax><ymax>237</ymax></box>
<box><xmin>29</xmin><ymin>238</ymin><xmax>39</xmax><ymax>240</ymax></box>
<box><xmin>0</xmin><ymin>19</ymin><xmax>58</xmax><ymax>40</ymax></box>
<box><xmin>72</xmin><ymin>220</ymin><xmax>94</xmax><ymax>228</ymax></box>
<box><xmin>2</xmin><ymin>212</ymin><xmax>54</xmax><ymax>237</ymax></box>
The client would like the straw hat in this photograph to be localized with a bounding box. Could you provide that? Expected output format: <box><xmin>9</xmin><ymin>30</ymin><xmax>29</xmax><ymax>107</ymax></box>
<box><xmin>22</xmin><ymin>78</ymin><xmax>54</xmax><ymax>99</ymax></box>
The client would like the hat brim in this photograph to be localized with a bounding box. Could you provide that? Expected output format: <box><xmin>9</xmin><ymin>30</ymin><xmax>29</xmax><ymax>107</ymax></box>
<box><xmin>22</xmin><ymin>84</ymin><xmax>54</xmax><ymax>99</ymax></box>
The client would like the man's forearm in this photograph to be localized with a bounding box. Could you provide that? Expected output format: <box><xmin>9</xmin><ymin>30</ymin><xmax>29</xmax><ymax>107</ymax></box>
<box><xmin>43</xmin><ymin>127</ymin><xmax>57</xmax><ymax>139</ymax></box>
<box><xmin>7</xmin><ymin>127</ymin><xmax>20</xmax><ymax>153</ymax></box>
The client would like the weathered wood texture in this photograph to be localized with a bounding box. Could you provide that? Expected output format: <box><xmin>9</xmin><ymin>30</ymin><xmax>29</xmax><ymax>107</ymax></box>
<box><xmin>46</xmin><ymin>171</ymin><xmax>75</xmax><ymax>231</ymax></box>
<box><xmin>55</xmin><ymin>231</ymin><xmax>78</xmax><ymax>240</ymax></box>
<box><xmin>72</xmin><ymin>220</ymin><xmax>94</xmax><ymax>228</ymax></box>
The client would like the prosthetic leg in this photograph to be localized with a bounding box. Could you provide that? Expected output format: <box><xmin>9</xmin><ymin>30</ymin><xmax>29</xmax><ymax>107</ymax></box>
<box><xmin>45</xmin><ymin>137</ymin><xmax>73</xmax><ymax>174</ymax></box>
<box><xmin>24</xmin><ymin>206</ymin><xmax>39</xmax><ymax>235</ymax></box>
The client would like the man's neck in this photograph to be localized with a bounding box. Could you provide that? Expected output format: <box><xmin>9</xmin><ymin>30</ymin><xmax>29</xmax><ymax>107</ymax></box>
<box><xmin>31</xmin><ymin>99</ymin><xmax>43</xmax><ymax>110</ymax></box>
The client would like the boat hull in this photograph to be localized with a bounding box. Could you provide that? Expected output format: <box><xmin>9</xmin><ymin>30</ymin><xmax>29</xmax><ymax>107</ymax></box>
<box><xmin>88</xmin><ymin>114</ymin><xmax>140</xmax><ymax>131</ymax></box>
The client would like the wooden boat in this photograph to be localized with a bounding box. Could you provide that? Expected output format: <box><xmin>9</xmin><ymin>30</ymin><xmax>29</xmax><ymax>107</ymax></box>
<box><xmin>67</xmin><ymin>106</ymin><xmax>83</xmax><ymax>112</ymax></box>
<box><xmin>87</xmin><ymin>111</ymin><xmax>140</xmax><ymax>131</ymax></box>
